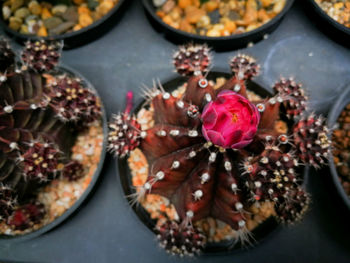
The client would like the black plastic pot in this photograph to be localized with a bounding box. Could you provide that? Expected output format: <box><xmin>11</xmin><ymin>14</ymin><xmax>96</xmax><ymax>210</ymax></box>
<box><xmin>305</xmin><ymin>0</ymin><xmax>350</xmax><ymax>47</ymax></box>
<box><xmin>0</xmin><ymin>0</ymin><xmax>128</xmax><ymax>49</ymax></box>
<box><xmin>0</xmin><ymin>65</ymin><xmax>108</xmax><ymax>243</ymax></box>
<box><xmin>142</xmin><ymin>0</ymin><xmax>295</xmax><ymax>51</ymax></box>
<box><xmin>327</xmin><ymin>83</ymin><xmax>350</xmax><ymax>211</ymax></box>
<box><xmin>118</xmin><ymin>71</ymin><xmax>308</xmax><ymax>255</ymax></box>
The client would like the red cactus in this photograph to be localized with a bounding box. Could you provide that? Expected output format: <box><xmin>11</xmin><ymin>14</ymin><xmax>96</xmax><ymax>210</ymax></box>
<box><xmin>19</xmin><ymin>142</ymin><xmax>62</xmax><ymax>182</ymax></box>
<box><xmin>45</xmin><ymin>75</ymin><xmax>101</xmax><ymax>123</ymax></box>
<box><xmin>173</xmin><ymin>44</ymin><xmax>211</xmax><ymax>76</ymax></box>
<box><xmin>230</xmin><ymin>54</ymin><xmax>260</xmax><ymax>81</ymax></box>
<box><xmin>62</xmin><ymin>160</ymin><xmax>85</xmax><ymax>181</ymax></box>
<box><xmin>21</xmin><ymin>40</ymin><xmax>62</xmax><ymax>73</ymax></box>
<box><xmin>273</xmin><ymin>78</ymin><xmax>307</xmax><ymax>119</ymax></box>
<box><xmin>110</xmin><ymin>45</ymin><xmax>330</xmax><ymax>255</ymax></box>
<box><xmin>242</xmin><ymin>143</ymin><xmax>299</xmax><ymax>203</ymax></box>
<box><xmin>108</xmin><ymin>92</ymin><xmax>145</xmax><ymax>158</ymax></box>
<box><xmin>7</xmin><ymin>201</ymin><xmax>45</xmax><ymax>230</ymax></box>
<box><xmin>293</xmin><ymin>114</ymin><xmax>330</xmax><ymax>168</ymax></box>
<box><xmin>274</xmin><ymin>187</ymin><xmax>310</xmax><ymax>223</ymax></box>
<box><xmin>155</xmin><ymin>219</ymin><xmax>206</xmax><ymax>256</ymax></box>
<box><xmin>0</xmin><ymin>39</ymin><xmax>102</xmax><ymax>231</ymax></box>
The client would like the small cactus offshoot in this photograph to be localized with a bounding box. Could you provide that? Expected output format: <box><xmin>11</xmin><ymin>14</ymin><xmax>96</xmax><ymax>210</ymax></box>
<box><xmin>0</xmin><ymin>39</ymin><xmax>102</xmax><ymax>231</ymax></box>
<box><xmin>108</xmin><ymin>92</ymin><xmax>145</xmax><ymax>158</ymax></box>
<box><xmin>7</xmin><ymin>201</ymin><xmax>45</xmax><ymax>230</ymax></box>
<box><xmin>19</xmin><ymin>142</ymin><xmax>62</xmax><ymax>182</ymax></box>
<box><xmin>45</xmin><ymin>75</ymin><xmax>101</xmax><ymax>123</ymax></box>
<box><xmin>293</xmin><ymin>115</ymin><xmax>330</xmax><ymax>168</ymax></box>
<box><xmin>21</xmin><ymin>40</ymin><xmax>62</xmax><ymax>73</ymax></box>
<box><xmin>109</xmin><ymin>45</ymin><xmax>331</xmax><ymax>256</ymax></box>
<box><xmin>62</xmin><ymin>160</ymin><xmax>85</xmax><ymax>181</ymax></box>
<box><xmin>275</xmin><ymin>187</ymin><xmax>310</xmax><ymax>224</ymax></box>
<box><xmin>0</xmin><ymin>186</ymin><xmax>16</xmax><ymax>222</ymax></box>
<box><xmin>155</xmin><ymin>219</ymin><xmax>206</xmax><ymax>257</ymax></box>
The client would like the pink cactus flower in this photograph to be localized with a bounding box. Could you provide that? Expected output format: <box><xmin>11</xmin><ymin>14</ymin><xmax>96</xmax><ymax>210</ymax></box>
<box><xmin>201</xmin><ymin>90</ymin><xmax>260</xmax><ymax>149</ymax></box>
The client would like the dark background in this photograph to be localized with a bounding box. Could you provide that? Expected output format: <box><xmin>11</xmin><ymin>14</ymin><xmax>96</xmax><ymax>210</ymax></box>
<box><xmin>0</xmin><ymin>0</ymin><xmax>350</xmax><ymax>262</ymax></box>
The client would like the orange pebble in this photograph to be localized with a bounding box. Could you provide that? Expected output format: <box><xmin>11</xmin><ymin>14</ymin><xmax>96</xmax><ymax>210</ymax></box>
<box><xmin>160</xmin><ymin>204</ymin><xmax>166</xmax><ymax>212</ymax></box>
<box><xmin>162</xmin><ymin>15</ymin><xmax>173</xmax><ymax>25</ymax></box>
<box><xmin>63</xmin><ymin>191</ymin><xmax>71</xmax><ymax>197</ymax></box>
<box><xmin>178</xmin><ymin>0</ymin><xmax>192</xmax><ymax>9</ymax></box>
<box><xmin>204</xmin><ymin>1</ymin><xmax>218</xmax><ymax>12</ymax></box>
<box><xmin>41</xmin><ymin>7</ymin><xmax>52</xmax><ymax>19</ymax></box>
<box><xmin>192</xmin><ymin>0</ymin><xmax>200</xmax><ymax>7</ymax></box>
<box><xmin>37</xmin><ymin>25</ymin><xmax>48</xmax><ymax>37</ymax></box>
<box><xmin>224</xmin><ymin>20</ymin><xmax>237</xmax><ymax>33</ymax></box>
<box><xmin>258</xmin><ymin>9</ymin><xmax>269</xmax><ymax>22</ymax></box>
<box><xmin>73</xmin><ymin>0</ymin><xmax>85</xmax><ymax>4</ymax></box>
<box><xmin>78</xmin><ymin>6</ymin><xmax>91</xmax><ymax>15</ymax></box>
<box><xmin>156</xmin><ymin>10</ymin><xmax>165</xmax><ymax>18</ymax></box>
<box><xmin>185</xmin><ymin>6</ymin><xmax>205</xmax><ymax>24</ymax></box>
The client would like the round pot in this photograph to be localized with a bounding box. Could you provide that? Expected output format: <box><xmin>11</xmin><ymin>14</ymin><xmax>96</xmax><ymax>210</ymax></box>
<box><xmin>142</xmin><ymin>0</ymin><xmax>295</xmax><ymax>51</ymax></box>
<box><xmin>0</xmin><ymin>65</ymin><xmax>108</xmax><ymax>243</ymax></box>
<box><xmin>118</xmin><ymin>71</ymin><xmax>308</xmax><ymax>255</ymax></box>
<box><xmin>0</xmin><ymin>0</ymin><xmax>128</xmax><ymax>49</ymax></box>
<box><xmin>305</xmin><ymin>0</ymin><xmax>350</xmax><ymax>46</ymax></box>
<box><xmin>327</xmin><ymin>83</ymin><xmax>350</xmax><ymax>211</ymax></box>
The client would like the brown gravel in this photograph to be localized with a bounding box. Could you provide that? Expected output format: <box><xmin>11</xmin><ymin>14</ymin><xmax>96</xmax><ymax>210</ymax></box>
<box><xmin>155</xmin><ymin>0</ymin><xmax>287</xmax><ymax>37</ymax></box>
<box><xmin>315</xmin><ymin>0</ymin><xmax>350</xmax><ymax>28</ymax></box>
<box><xmin>332</xmin><ymin>103</ymin><xmax>350</xmax><ymax>197</ymax></box>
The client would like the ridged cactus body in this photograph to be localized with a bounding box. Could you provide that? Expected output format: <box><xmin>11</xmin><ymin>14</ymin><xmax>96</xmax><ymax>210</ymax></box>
<box><xmin>109</xmin><ymin>44</ymin><xmax>330</xmax><ymax>256</ymax></box>
<box><xmin>0</xmin><ymin>40</ymin><xmax>101</xmax><ymax>231</ymax></box>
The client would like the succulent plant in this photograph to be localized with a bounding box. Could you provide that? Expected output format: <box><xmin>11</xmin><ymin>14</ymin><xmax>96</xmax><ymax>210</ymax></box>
<box><xmin>62</xmin><ymin>160</ymin><xmax>85</xmax><ymax>181</ymax></box>
<box><xmin>7</xmin><ymin>201</ymin><xmax>45</xmax><ymax>230</ymax></box>
<box><xmin>108</xmin><ymin>44</ymin><xmax>331</xmax><ymax>256</ymax></box>
<box><xmin>0</xmin><ymin>40</ymin><xmax>101</xmax><ymax>230</ymax></box>
<box><xmin>108</xmin><ymin>92</ymin><xmax>145</xmax><ymax>158</ymax></box>
<box><xmin>21</xmin><ymin>40</ymin><xmax>62</xmax><ymax>73</ymax></box>
<box><xmin>155</xmin><ymin>219</ymin><xmax>206</xmax><ymax>256</ymax></box>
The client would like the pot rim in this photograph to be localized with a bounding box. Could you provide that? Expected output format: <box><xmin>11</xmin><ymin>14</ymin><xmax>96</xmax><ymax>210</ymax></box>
<box><xmin>141</xmin><ymin>0</ymin><xmax>294</xmax><ymax>43</ymax></box>
<box><xmin>0</xmin><ymin>0</ymin><xmax>126</xmax><ymax>44</ymax></box>
<box><xmin>306</xmin><ymin>0</ymin><xmax>350</xmax><ymax>36</ymax></box>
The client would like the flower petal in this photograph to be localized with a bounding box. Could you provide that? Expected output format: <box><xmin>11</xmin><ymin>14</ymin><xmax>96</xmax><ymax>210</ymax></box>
<box><xmin>202</xmin><ymin>103</ymin><xmax>218</xmax><ymax>129</ymax></box>
<box><xmin>206</xmin><ymin>130</ymin><xmax>226</xmax><ymax>147</ymax></box>
<box><xmin>231</xmin><ymin>139</ymin><xmax>253</xmax><ymax>149</ymax></box>
<box><xmin>201</xmin><ymin>90</ymin><xmax>259</xmax><ymax>149</ymax></box>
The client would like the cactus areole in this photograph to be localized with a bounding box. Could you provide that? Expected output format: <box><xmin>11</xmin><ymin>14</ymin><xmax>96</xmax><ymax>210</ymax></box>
<box><xmin>109</xmin><ymin>44</ymin><xmax>331</xmax><ymax>256</ymax></box>
<box><xmin>0</xmin><ymin>39</ymin><xmax>102</xmax><ymax>234</ymax></box>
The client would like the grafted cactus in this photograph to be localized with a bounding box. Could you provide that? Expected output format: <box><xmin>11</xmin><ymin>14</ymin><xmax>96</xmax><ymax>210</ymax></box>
<box><xmin>108</xmin><ymin>44</ymin><xmax>331</xmax><ymax>256</ymax></box>
<box><xmin>0</xmin><ymin>39</ymin><xmax>101</xmax><ymax>231</ymax></box>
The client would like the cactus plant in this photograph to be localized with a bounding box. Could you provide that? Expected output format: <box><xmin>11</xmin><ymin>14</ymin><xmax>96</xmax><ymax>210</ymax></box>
<box><xmin>109</xmin><ymin>44</ymin><xmax>331</xmax><ymax>256</ymax></box>
<box><xmin>0</xmin><ymin>40</ymin><xmax>101</xmax><ymax>232</ymax></box>
<box><xmin>21</xmin><ymin>40</ymin><xmax>62</xmax><ymax>73</ymax></box>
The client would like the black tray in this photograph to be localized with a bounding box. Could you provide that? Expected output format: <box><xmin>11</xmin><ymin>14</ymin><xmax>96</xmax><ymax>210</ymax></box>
<box><xmin>0</xmin><ymin>0</ymin><xmax>128</xmax><ymax>49</ymax></box>
<box><xmin>142</xmin><ymin>0</ymin><xmax>295</xmax><ymax>51</ymax></box>
<box><xmin>327</xmin><ymin>83</ymin><xmax>350</xmax><ymax>211</ymax></box>
<box><xmin>0</xmin><ymin>65</ymin><xmax>108</xmax><ymax>244</ymax></box>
